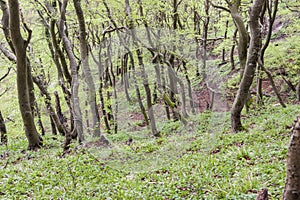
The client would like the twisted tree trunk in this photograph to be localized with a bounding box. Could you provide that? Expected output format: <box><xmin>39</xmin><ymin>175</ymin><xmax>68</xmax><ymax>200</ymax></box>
<box><xmin>58</xmin><ymin>0</ymin><xmax>84</xmax><ymax>145</ymax></box>
<box><xmin>231</xmin><ymin>0</ymin><xmax>266</xmax><ymax>132</ymax></box>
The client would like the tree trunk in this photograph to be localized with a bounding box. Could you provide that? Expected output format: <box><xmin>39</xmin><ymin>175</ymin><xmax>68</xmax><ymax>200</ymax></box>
<box><xmin>8</xmin><ymin>0</ymin><xmax>42</xmax><ymax>149</ymax></box>
<box><xmin>125</xmin><ymin>0</ymin><xmax>160</xmax><ymax>137</ymax></box>
<box><xmin>35</xmin><ymin>102</ymin><xmax>45</xmax><ymax>136</ymax></box>
<box><xmin>228</xmin><ymin>0</ymin><xmax>249</xmax><ymax>78</ymax></box>
<box><xmin>99</xmin><ymin>78</ymin><xmax>111</xmax><ymax>133</ymax></box>
<box><xmin>0</xmin><ymin>111</ymin><xmax>7</xmax><ymax>145</ymax></box>
<box><xmin>161</xmin><ymin>64</ymin><xmax>171</xmax><ymax>120</ymax></box>
<box><xmin>222</xmin><ymin>20</ymin><xmax>229</xmax><ymax>62</ymax></box>
<box><xmin>231</xmin><ymin>0</ymin><xmax>266</xmax><ymax>132</ymax></box>
<box><xmin>0</xmin><ymin>0</ymin><xmax>14</xmax><ymax>52</ymax></box>
<box><xmin>122</xmin><ymin>53</ymin><xmax>131</xmax><ymax>103</ymax></box>
<box><xmin>202</xmin><ymin>0</ymin><xmax>210</xmax><ymax>79</ymax></box>
<box><xmin>32</xmin><ymin>76</ymin><xmax>67</xmax><ymax>135</ymax></box>
<box><xmin>50</xmin><ymin>116</ymin><xmax>57</xmax><ymax>135</ymax></box>
<box><xmin>258</xmin><ymin>0</ymin><xmax>284</xmax><ymax>107</ymax></box>
<box><xmin>283</xmin><ymin>115</ymin><xmax>300</xmax><ymax>200</ymax></box>
<box><xmin>73</xmin><ymin>0</ymin><xmax>101</xmax><ymax>137</ymax></box>
<box><xmin>104</xmin><ymin>38</ymin><xmax>116</xmax><ymax>127</ymax></box>
<box><xmin>58</xmin><ymin>0</ymin><xmax>84</xmax><ymax>144</ymax></box>
<box><xmin>296</xmin><ymin>79</ymin><xmax>300</xmax><ymax>102</ymax></box>
<box><xmin>182</xmin><ymin>62</ymin><xmax>195</xmax><ymax>114</ymax></box>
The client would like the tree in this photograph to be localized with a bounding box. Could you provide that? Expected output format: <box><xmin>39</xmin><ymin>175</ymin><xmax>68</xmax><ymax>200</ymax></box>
<box><xmin>73</xmin><ymin>0</ymin><xmax>101</xmax><ymax>137</ymax></box>
<box><xmin>58</xmin><ymin>0</ymin><xmax>84</xmax><ymax>145</ymax></box>
<box><xmin>0</xmin><ymin>110</ymin><xmax>7</xmax><ymax>145</ymax></box>
<box><xmin>8</xmin><ymin>0</ymin><xmax>42</xmax><ymax>149</ymax></box>
<box><xmin>231</xmin><ymin>0</ymin><xmax>266</xmax><ymax>132</ymax></box>
<box><xmin>125</xmin><ymin>0</ymin><xmax>160</xmax><ymax>137</ymax></box>
<box><xmin>211</xmin><ymin>0</ymin><xmax>249</xmax><ymax>78</ymax></box>
<box><xmin>0</xmin><ymin>68</ymin><xmax>10</xmax><ymax>145</ymax></box>
<box><xmin>256</xmin><ymin>0</ymin><xmax>285</xmax><ymax>108</ymax></box>
<box><xmin>283</xmin><ymin>115</ymin><xmax>300</xmax><ymax>199</ymax></box>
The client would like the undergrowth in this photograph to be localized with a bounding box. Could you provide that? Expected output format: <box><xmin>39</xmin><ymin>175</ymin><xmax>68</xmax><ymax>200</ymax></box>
<box><xmin>0</xmin><ymin>104</ymin><xmax>298</xmax><ymax>199</ymax></box>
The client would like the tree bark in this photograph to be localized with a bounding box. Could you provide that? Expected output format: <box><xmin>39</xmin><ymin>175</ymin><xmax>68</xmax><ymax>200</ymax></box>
<box><xmin>231</xmin><ymin>0</ymin><xmax>266</xmax><ymax>132</ymax></box>
<box><xmin>0</xmin><ymin>111</ymin><xmax>7</xmax><ymax>145</ymax></box>
<box><xmin>0</xmin><ymin>0</ymin><xmax>14</xmax><ymax>52</ymax></box>
<box><xmin>296</xmin><ymin>79</ymin><xmax>300</xmax><ymax>102</ymax></box>
<box><xmin>8</xmin><ymin>0</ymin><xmax>42</xmax><ymax>149</ymax></box>
<box><xmin>283</xmin><ymin>115</ymin><xmax>300</xmax><ymax>200</ymax></box>
<box><xmin>202</xmin><ymin>0</ymin><xmax>210</xmax><ymax>79</ymax></box>
<box><xmin>73</xmin><ymin>0</ymin><xmax>101</xmax><ymax>137</ymax></box>
<box><xmin>228</xmin><ymin>0</ymin><xmax>249</xmax><ymax>78</ymax></box>
<box><xmin>58</xmin><ymin>0</ymin><xmax>84</xmax><ymax>144</ymax></box>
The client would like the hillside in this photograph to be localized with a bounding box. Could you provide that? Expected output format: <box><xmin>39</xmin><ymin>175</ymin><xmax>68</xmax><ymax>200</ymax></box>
<box><xmin>0</xmin><ymin>0</ymin><xmax>300</xmax><ymax>199</ymax></box>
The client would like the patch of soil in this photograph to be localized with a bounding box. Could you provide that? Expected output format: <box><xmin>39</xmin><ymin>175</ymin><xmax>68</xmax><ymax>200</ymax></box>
<box><xmin>210</xmin><ymin>147</ymin><xmax>221</xmax><ymax>155</ymax></box>
<box><xmin>195</xmin><ymin>82</ymin><xmax>230</xmax><ymax>112</ymax></box>
<box><xmin>258</xmin><ymin>78</ymin><xmax>292</xmax><ymax>103</ymax></box>
<box><xmin>195</xmin><ymin>86</ymin><xmax>210</xmax><ymax>112</ymax></box>
<box><xmin>84</xmin><ymin>136</ymin><xmax>110</xmax><ymax>148</ymax></box>
<box><xmin>101</xmin><ymin>74</ymin><xmax>292</xmax><ymax>133</ymax></box>
<box><xmin>129</xmin><ymin>112</ymin><xmax>145</xmax><ymax>121</ymax></box>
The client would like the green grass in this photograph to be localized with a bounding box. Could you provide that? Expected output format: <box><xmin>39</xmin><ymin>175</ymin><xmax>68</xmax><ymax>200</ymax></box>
<box><xmin>0</xmin><ymin>104</ymin><xmax>297</xmax><ymax>199</ymax></box>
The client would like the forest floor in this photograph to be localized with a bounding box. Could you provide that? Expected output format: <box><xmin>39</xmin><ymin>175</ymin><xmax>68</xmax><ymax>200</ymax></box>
<box><xmin>0</xmin><ymin>101</ymin><xmax>298</xmax><ymax>199</ymax></box>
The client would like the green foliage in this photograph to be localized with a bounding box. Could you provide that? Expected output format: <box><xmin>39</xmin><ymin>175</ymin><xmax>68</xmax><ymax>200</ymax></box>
<box><xmin>161</xmin><ymin>120</ymin><xmax>181</xmax><ymax>135</ymax></box>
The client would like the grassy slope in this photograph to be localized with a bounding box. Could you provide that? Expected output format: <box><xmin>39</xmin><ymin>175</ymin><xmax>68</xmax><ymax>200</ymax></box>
<box><xmin>0</xmin><ymin>104</ymin><xmax>298</xmax><ymax>199</ymax></box>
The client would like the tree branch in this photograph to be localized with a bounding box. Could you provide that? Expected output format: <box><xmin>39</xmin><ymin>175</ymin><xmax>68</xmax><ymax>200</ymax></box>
<box><xmin>102</xmin><ymin>25</ymin><xmax>128</xmax><ymax>36</ymax></box>
<box><xmin>0</xmin><ymin>67</ymin><xmax>12</xmax><ymax>82</ymax></box>
<box><xmin>210</xmin><ymin>1</ymin><xmax>230</xmax><ymax>13</ymax></box>
<box><xmin>20</xmin><ymin>8</ymin><xmax>32</xmax><ymax>47</ymax></box>
<box><xmin>0</xmin><ymin>88</ymin><xmax>9</xmax><ymax>97</ymax></box>
<box><xmin>0</xmin><ymin>42</ymin><xmax>16</xmax><ymax>62</ymax></box>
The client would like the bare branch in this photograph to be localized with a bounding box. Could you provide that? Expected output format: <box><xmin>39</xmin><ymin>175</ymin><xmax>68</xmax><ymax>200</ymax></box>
<box><xmin>33</xmin><ymin>0</ymin><xmax>52</xmax><ymax>18</ymax></box>
<box><xmin>19</xmin><ymin>9</ymin><xmax>32</xmax><ymax>47</ymax></box>
<box><xmin>285</xmin><ymin>3</ymin><xmax>300</xmax><ymax>13</ymax></box>
<box><xmin>210</xmin><ymin>1</ymin><xmax>230</xmax><ymax>13</ymax></box>
<box><xmin>102</xmin><ymin>25</ymin><xmax>128</xmax><ymax>36</ymax></box>
<box><xmin>0</xmin><ymin>88</ymin><xmax>9</xmax><ymax>97</ymax></box>
<box><xmin>0</xmin><ymin>67</ymin><xmax>12</xmax><ymax>82</ymax></box>
<box><xmin>0</xmin><ymin>42</ymin><xmax>16</xmax><ymax>62</ymax></box>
